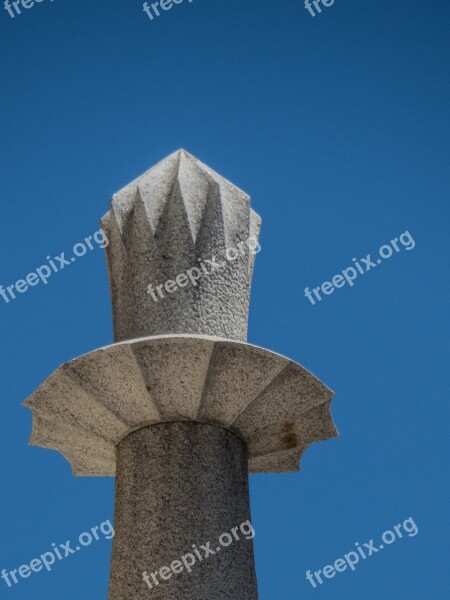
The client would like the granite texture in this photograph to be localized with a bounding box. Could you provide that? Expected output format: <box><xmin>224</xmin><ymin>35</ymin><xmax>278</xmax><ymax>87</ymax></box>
<box><xmin>101</xmin><ymin>149</ymin><xmax>261</xmax><ymax>343</ymax></box>
<box><xmin>23</xmin><ymin>150</ymin><xmax>339</xmax><ymax>600</ymax></box>
<box><xmin>24</xmin><ymin>335</ymin><xmax>337</xmax><ymax>476</ymax></box>
<box><xmin>108</xmin><ymin>422</ymin><xmax>258</xmax><ymax>600</ymax></box>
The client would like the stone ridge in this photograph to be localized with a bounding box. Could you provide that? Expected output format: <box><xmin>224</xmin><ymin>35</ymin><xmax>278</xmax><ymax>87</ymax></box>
<box><xmin>101</xmin><ymin>150</ymin><xmax>262</xmax><ymax>342</ymax></box>
<box><xmin>23</xmin><ymin>335</ymin><xmax>338</xmax><ymax>477</ymax></box>
<box><xmin>106</xmin><ymin>149</ymin><xmax>257</xmax><ymax>244</ymax></box>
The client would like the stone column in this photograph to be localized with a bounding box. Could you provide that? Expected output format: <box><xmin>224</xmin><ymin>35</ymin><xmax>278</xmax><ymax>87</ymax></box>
<box><xmin>24</xmin><ymin>149</ymin><xmax>338</xmax><ymax>600</ymax></box>
<box><xmin>109</xmin><ymin>422</ymin><xmax>258</xmax><ymax>600</ymax></box>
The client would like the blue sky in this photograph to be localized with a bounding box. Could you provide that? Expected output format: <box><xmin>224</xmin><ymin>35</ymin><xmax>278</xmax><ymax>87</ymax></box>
<box><xmin>0</xmin><ymin>0</ymin><xmax>449</xmax><ymax>598</ymax></box>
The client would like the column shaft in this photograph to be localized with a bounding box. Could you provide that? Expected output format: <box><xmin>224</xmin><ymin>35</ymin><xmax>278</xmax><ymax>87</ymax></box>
<box><xmin>108</xmin><ymin>422</ymin><xmax>259</xmax><ymax>600</ymax></box>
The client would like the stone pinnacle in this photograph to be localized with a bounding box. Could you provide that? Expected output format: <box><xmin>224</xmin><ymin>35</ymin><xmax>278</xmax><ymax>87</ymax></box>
<box><xmin>101</xmin><ymin>149</ymin><xmax>261</xmax><ymax>342</ymax></box>
<box><xmin>24</xmin><ymin>149</ymin><xmax>338</xmax><ymax>599</ymax></box>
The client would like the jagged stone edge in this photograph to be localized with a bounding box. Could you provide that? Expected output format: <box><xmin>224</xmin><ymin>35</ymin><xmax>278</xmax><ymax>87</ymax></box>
<box><xmin>23</xmin><ymin>335</ymin><xmax>338</xmax><ymax>476</ymax></box>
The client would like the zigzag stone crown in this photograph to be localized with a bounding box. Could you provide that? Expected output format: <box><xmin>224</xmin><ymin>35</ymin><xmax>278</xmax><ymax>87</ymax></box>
<box><xmin>101</xmin><ymin>150</ymin><xmax>261</xmax><ymax>342</ymax></box>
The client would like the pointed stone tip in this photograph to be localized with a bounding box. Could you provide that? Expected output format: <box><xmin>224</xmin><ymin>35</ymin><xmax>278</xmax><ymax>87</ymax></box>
<box><xmin>163</xmin><ymin>148</ymin><xmax>188</xmax><ymax>162</ymax></box>
<box><xmin>174</xmin><ymin>148</ymin><xmax>190</xmax><ymax>156</ymax></box>
<box><xmin>171</xmin><ymin>148</ymin><xmax>206</xmax><ymax>161</ymax></box>
<box><xmin>151</xmin><ymin>148</ymin><xmax>194</xmax><ymax>167</ymax></box>
<box><xmin>114</xmin><ymin>149</ymin><xmax>250</xmax><ymax>198</ymax></box>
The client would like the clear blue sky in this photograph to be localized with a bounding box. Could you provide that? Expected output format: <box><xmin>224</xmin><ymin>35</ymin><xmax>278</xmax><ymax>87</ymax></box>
<box><xmin>0</xmin><ymin>0</ymin><xmax>448</xmax><ymax>598</ymax></box>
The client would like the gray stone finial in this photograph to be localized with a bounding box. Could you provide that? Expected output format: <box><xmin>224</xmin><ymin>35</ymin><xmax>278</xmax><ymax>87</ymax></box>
<box><xmin>101</xmin><ymin>149</ymin><xmax>261</xmax><ymax>342</ymax></box>
<box><xmin>24</xmin><ymin>150</ymin><xmax>339</xmax><ymax>600</ymax></box>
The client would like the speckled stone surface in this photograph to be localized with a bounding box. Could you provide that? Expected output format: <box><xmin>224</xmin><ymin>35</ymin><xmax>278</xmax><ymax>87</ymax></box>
<box><xmin>23</xmin><ymin>150</ymin><xmax>339</xmax><ymax>600</ymax></box>
<box><xmin>24</xmin><ymin>335</ymin><xmax>337</xmax><ymax>476</ymax></box>
<box><xmin>101</xmin><ymin>149</ymin><xmax>261</xmax><ymax>343</ymax></box>
<box><xmin>108</xmin><ymin>422</ymin><xmax>258</xmax><ymax>600</ymax></box>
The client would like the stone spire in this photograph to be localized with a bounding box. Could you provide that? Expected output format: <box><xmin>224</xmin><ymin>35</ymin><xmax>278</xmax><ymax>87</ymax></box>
<box><xmin>23</xmin><ymin>150</ymin><xmax>338</xmax><ymax>600</ymax></box>
<box><xmin>101</xmin><ymin>149</ymin><xmax>261</xmax><ymax>341</ymax></box>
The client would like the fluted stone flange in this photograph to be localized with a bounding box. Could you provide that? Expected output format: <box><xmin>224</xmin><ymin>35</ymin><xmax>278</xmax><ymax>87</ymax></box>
<box><xmin>23</xmin><ymin>335</ymin><xmax>338</xmax><ymax>476</ymax></box>
<box><xmin>102</xmin><ymin>149</ymin><xmax>261</xmax><ymax>343</ymax></box>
